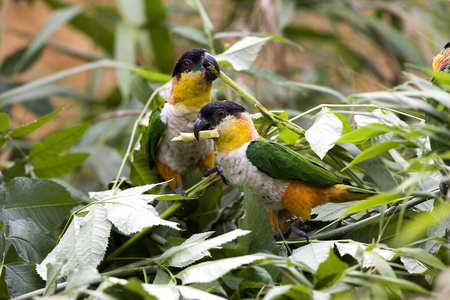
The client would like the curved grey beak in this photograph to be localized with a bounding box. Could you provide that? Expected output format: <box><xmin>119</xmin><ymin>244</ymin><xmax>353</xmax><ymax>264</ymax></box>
<box><xmin>193</xmin><ymin>118</ymin><xmax>211</xmax><ymax>141</ymax></box>
<box><xmin>202</xmin><ymin>52</ymin><xmax>220</xmax><ymax>82</ymax></box>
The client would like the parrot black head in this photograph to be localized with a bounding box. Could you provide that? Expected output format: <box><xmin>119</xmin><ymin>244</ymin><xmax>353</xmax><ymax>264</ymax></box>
<box><xmin>194</xmin><ymin>101</ymin><xmax>247</xmax><ymax>140</ymax></box>
<box><xmin>172</xmin><ymin>48</ymin><xmax>220</xmax><ymax>82</ymax></box>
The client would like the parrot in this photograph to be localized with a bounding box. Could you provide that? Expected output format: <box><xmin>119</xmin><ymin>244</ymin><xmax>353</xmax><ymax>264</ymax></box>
<box><xmin>193</xmin><ymin>101</ymin><xmax>376</xmax><ymax>237</ymax></box>
<box><xmin>428</xmin><ymin>42</ymin><xmax>450</xmax><ymax>195</ymax></box>
<box><xmin>145</xmin><ymin>48</ymin><xmax>221</xmax><ymax>196</ymax></box>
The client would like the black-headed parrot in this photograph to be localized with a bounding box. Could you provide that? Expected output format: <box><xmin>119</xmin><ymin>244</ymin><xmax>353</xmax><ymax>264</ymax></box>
<box><xmin>193</xmin><ymin>101</ymin><xmax>376</xmax><ymax>237</ymax></box>
<box><xmin>145</xmin><ymin>48</ymin><xmax>220</xmax><ymax>196</ymax></box>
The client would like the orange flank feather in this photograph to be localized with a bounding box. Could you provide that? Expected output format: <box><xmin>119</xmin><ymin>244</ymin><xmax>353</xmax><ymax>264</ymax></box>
<box><xmin>156</xmin><ymin>161</ymin><xmax>183</xmax><ymax>191</ymax></box>
<box><xmin>433</xmin><ymin>47</ymin><xmax>450</xmax><ymax>72</ymax></box>
<box><xmin>267</xmin><ymin>181</ymin><xmax>373</xmax><ymax>232</ymax></box>
<box><xmin>198</xmin><ymin>149</ymin><xmax>215</xmax><ymax>173</ymax></box>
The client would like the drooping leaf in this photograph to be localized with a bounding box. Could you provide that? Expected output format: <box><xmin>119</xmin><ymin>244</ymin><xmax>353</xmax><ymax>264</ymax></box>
<box><xmin>345</xmin><ymin>193</ymin><xmax>401</xmax><ymax>215</ymax></box>
<box><xmin>36</xmin><ymin>205</ymin><xmax>112</xmax><ymax>280</ymax></box>
<box><xmin>334</xmin><ymin>123</ymin><xmax>392</xmax><ymax>144</ymax></box>
<box><xmin>216</xmin><ymin>36</ymin><xmax>272</xmax><ymax>71</ymax></box>
<box><xmin>177</xmin><ymin>254</ymin><xmax>267</xmax><ymax>285</ymax></box>
<box><xmin>305</xmin><ymin>108</ymin><xmax>343</xmax><ymax>159</ymax></box>
<box><xmin>314</xmin><ymin>248</ymin><xmax>349</xmax><ymax>289</ymax></box>
<box><xmin>156</xmin><ymin>229</ymin><xmax>250</xmax><ymax>268</ymax></box>
<box><xmin>0</xmin><ymin>47</ymin><xmax>43</xmax><ymax>76</ymax></box>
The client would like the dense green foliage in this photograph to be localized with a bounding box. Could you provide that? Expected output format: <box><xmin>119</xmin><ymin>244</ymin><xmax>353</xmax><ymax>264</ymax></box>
<box><xmin>0</xmin><ymin>0</ymin><xmax>449</xmax><ymax>299</ymax></box>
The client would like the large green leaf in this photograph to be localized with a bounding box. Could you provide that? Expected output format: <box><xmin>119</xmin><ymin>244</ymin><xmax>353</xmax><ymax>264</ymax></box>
<box><xmin>314</xmin><ymin>247</ymin><xmax>349</xmax><ymax>289</ymax></box>
<box><xmin>334</xmin><ymin>123</ymin><xmax>392</xmax><ymax>144</ymax></box>
<box><xmin>0</xmin><ymin>177</ymin><xmax>77</xmax><ymax>233</ymax></box>
<box><xmin>4</xmin><ymin>262</ymin><xmax>45</xmax><ymax>298</ymax></box>
<box><xmin>29</xmin><ymin>122</ymin><xmax>91</xmax><ymax>160</ymax></box>
<box><xmin>0</xmin><ymin>112</ymin><xmax>9</xmax><ymax>133</ymax></box>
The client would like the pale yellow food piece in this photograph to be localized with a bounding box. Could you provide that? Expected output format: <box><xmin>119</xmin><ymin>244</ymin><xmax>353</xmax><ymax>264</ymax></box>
<box><xmin>171</xmin><ymin>130</ymin><xmax>219</xmax><ymax>142</ymax></box>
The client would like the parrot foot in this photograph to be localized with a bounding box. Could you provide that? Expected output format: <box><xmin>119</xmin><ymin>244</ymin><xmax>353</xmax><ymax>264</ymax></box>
<box><xmin>274</xmin><ymin>219</ymin><xmax>310</xmax><ymax>242</ymax></box>
<box><xmin>204</xmin><ymin>166</ymin><xmax>228</xmax><ymax>185</ymax></box>
<box><xmin>175</xmin><ymin>185</ymin><xmax>188</xmax><ymax>204</ymax></box>
<box><xmin>440</xmin><ymin>182</ymin><xmax>449</xmax><ymax>199</ymax></box>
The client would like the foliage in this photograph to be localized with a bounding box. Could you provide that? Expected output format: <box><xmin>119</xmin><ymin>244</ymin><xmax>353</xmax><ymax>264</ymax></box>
<box><xmin>0</xmin><ymin>0</ymin><xmax>449</xmax><ymax>299</ymax></box>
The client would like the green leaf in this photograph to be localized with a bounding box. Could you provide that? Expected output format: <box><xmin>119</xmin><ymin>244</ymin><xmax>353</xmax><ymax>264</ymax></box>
<box><xmin>345</xmin><ymin>193</ymin><xmax>401</xmax><ymax>215</ymax></box>
<box><xmin>0</xmin><ymin>112</ymin><xmax>9</xmax><ymax>133</ymax></box>
<box><xmin>15</xmin><ymin>6</ymin><xmax>85</xmax><ymax>72</ymax></box>
<box><xmin>29</xmin><ymin>122</ymin><xmax>91</xmax><ymax>160</ymax></box>
<box><xmin>43</xmin><ymin>260</ymin><xmax>65</xmax><ymax>296</ymax></box>
<box><xmin>186</xmin><ymin>0</ymin><xmax>214</xmax><ymax>37</ymax></box>
<box><xmin>130</xmin><ymin>152</ymin><xmax>159</xmax><ymax>186</ymax></box>
<box><xmin>314</xmin><ymin>248</ymin><xmax>349</xmax><ymax>289</ymax></box>
<box><xmin>7</xmin><ymin>219</ymin><xmax>54</xmax><ymax>263</ymax></box>
<box><xmin>216</xmin><ymin>36</ymin><xmax>272</xmax><ymax>71</ymax></box>
<box><xmin>177</xmin><ymin>254</ymin><xmax>267</xmax><ymax>285</ymax></box>
<box><xmin>171</xmin><ymin>25</ymin><xmax>210</xmax><ymax>46</ymax></box>
<box><xmin>9</xmin><ymin>109</ymin><xmax>62</xmax><ymax>138</ymax></box>
<box><xmin>398</xmin><ymin>248</ymin><xmax>446</xmax><ymax>271</ymax></box>
<box><xmin>305</xmin><ymin>108</ymin><xmax>343</xmax><ymax>159</ymax></box>
<box><xmin>4</xmin><ymin>262</ymin><xmax>45</xmax><ymax>298</ymax></box>
<box><xmin>156</xmin><ymin>229</ymin><xmax>250</xmax><ymax>268</ymax></box>
<box><xmin>342</xmin><ymin>141</ymin><xmax>406</xmax><ymax>171</ymax></box>
<box><xmin>0</xmin><ymin>177</ymin><xmax>77</xmax><ymax>234</ymax></box>
<box><xmin>334</xmin><ymin>123</ymin><xmax>392</xmax><ymax>144</ymax></box>
<box><xmin>190</xmin><ymin>180</ymin><xmax>223</xmax><ymax>231</ymax></box>
<box><xmin>130</xmin><ymin>68</ymin><xmax>171</xmax><ymax>83</ymax></box>
<box><xmin>0</xmin><ymin>47</ymin><xmax>43</xmax><ymax>76</ymax></box>
<box><xmin>237</xmin><ymin>185</ymin><xmax>278</xmax><ymax>255</ymax></box>
<box><xmin>34</xmin><ymin>153</ymin><xmax>89</xmax><ymax>178</ymax></box>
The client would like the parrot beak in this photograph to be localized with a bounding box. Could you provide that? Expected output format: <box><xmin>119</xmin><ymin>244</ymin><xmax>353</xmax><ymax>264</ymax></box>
<box><xmin>193</xmin><ymin>117</ymin><xmax>211</xmax><ymax>141</ymax></box>
<box><xmin>202</xmin><ymin>52</ymin><xmax>220</xmax><ymax>82</ymax></box>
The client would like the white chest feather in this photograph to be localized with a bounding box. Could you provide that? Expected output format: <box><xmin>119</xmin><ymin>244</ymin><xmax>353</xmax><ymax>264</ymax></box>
<box><xmin>157</xmin><ymin>103</ymin><xmax>214</xmax><ymax>175</ymax></box>
<box><xmin>217</xmin><ymin>142</ymin><xmax>289</xmax><ymax>211</ymax></box>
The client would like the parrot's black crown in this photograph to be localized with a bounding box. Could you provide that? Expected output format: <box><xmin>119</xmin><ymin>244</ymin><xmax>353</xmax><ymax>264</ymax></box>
<box><xmin>198</xmin><ymin>101</ymin><xmax>247</xmax><ymax>121</ymax></box>
<box><xmin>444</xmin><ymin>42</ymin><xmax>450</xmax><ymax>50</ymax></box>
<box><xmin>172</xmin><ymin>48</ymin><xmax>220</xmax><ymax>81</ymax></box>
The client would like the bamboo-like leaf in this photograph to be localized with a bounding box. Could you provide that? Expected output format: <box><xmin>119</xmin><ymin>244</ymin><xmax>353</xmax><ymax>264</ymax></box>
<box><xmin>34</xmin><ymin>153</ymin><xmax>89</xmax><ymax>178</ymax></box>
<box><xmin>398</xmin><ymin>248</ymin><xmax>446</xmax><ymax>271</ymax></box>
<box><xmin>9</xmin><ymin>109</ymin><xmax>62</xmax><ymax>138</ymax></box>
<box><xmin>345</xmin><ymin>193</ymin><xmax>401</xmax><ymax>215</ymax></box>
<box><xmin>334</xmin><ymin>124</ymin><xmax>392</xmax><ymax>144</ymax></box>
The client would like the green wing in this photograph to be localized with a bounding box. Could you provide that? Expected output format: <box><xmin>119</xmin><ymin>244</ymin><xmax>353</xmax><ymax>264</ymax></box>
<box><xmin>246</xmin><ymin>139</ymin><xmax>342</xmax><ymax>187</ymax></box>
<box><xmin>144</xmin><ymin>109</ymin><xmax>166</xmax><ymax>168</ymax></box>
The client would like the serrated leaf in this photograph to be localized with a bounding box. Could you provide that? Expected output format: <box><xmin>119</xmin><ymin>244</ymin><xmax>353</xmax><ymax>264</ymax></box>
<box><xmin>342</xmin><ymin>141</ymin><xmax>405</xmax><ymax>171</ymax></box>
<box><xmin>0</xmin><ymin>177</ymin><xmax>77</xmax><ymax>234</ymax></box>
<box><xmin>156</xmin><ymin>229</ymin><xmax>250</xmax><ymax>267</ymax></box>
<box><xmin>4</xmin><ymin>262</ymin><xmax>45</xmax><ymax>298</ymax></box>
<box><xmin>0</xmin><ymin>112</ymin><xmax>9</xmax><ymax>132</ymax></box>
<box><xmin>15</xmin><ymin>6</ymin><xmax>84</xmax><ymax>72</ymax></box>
<box><xmin>9</xmin><ymin>109</ymin><xmax>62</xmax><ymax>138</ymax></box>
<box><xmin>142</xmin><ymin>284</ymin><xmax>227</xmax><ymax>300</ymax></box>
<box><xmin>305</xmin><ymin>108</ymin><xmax>343</xmax><ymax>159</ymax></box>
<box><xmin>345</xmin><ymin>193</ymin><xmax>401</xmax><ymax>215</ymax></box>
<box><xmin>216</xmin><ymin>36</ymin><xmax>272</xmax><ymax>71</ymax></box>
<box><xmin>29</xmin><ymin>122</ymin><xmax>91</xmax><ymax>160</ymax></box>
<box><xmin>177</xmin><ymin>254</ymin><xmax>267</xmax><ymax>284</ymax></box>
<box><xmin>334</xmin><ymin>123</ymin><xmax>392</xmax><ymax>144</ymax></box>
<box><xmin>36</xmin><ymin>205</ymin><xmax>111</xmax><ymax>280</ymax></box>
<box><xmin>34</xmin><ymin>153</ymin><xmax>89</xmax><ymax>178</ymax></box>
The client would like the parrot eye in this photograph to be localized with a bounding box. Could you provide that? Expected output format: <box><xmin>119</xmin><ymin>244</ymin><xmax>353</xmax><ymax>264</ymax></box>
<box><xmin>182</xmin><ymin>59</ymin><xmax>192</xmax><ymax>69</ymax></box>
<box><xmin>216</xmin><ymin>110</ymin><xmax>226</xmax><ymax>119</ymax></box>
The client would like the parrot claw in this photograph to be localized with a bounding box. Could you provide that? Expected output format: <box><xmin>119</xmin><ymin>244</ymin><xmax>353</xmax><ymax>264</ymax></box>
<box><xmin>204</xmin><ymin>166</ymin><xmax>228</xmax><ymax>185</ymax></box>
<box><xmin>175</xmin><ymin>185</ymin><xmax>189</xmax><ymax>204</ymax></box>
<box><xmin>274</xmin><ymin>219</ymin><xmax>310</xmax><ymax>242</ymax></box>
<box><xmin>439</xmin><ymin>182</ymin><xmax>449</xmax><ymax>199</ymax></box>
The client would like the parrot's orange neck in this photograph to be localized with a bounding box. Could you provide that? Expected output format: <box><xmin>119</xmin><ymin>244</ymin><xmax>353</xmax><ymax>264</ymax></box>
<box><xmin>214</xmin><ymin>113</ymin><xmax>259</xmax><ymax>153</ymax></box>
<box><xmin>168</xmin><ymin>71</ymin><xmax>212</xmax><ymax>111</ymax></box>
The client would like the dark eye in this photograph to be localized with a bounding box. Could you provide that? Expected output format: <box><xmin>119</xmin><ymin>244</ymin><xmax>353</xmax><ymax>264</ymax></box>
<box><xmin>182</xmin><ymin>60</ymin><xmax>191</xmax><ymax>68</ymax></box>
<box><xmin>216</xmin><ymin>110</ymin><xmax>225</xmax><ymax>118</ymax></box>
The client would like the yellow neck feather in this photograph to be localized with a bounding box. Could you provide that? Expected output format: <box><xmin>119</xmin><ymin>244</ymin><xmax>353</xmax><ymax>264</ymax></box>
<box><xmin>168</xmin><ymin>71</ymin><xmax>212</xmax><ymax>111</ymax></box>
<box><xmin>215</xmin><ymin>113</ymin><xmax>259</xmax><ymax>153</ymax></box>
<box><xmin>433</xmin><ymin>48</ymin><xmax>450</xmax><ymax>71</ymax></box>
